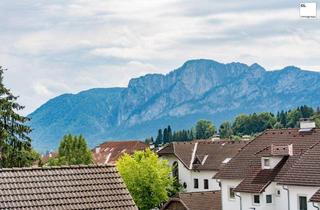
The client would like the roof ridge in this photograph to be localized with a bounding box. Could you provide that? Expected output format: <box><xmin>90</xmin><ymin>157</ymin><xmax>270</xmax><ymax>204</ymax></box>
<box><xmin>0</xmin><ymin>164</ymin><xmax>114</xmax><ymax>172</ymax></box>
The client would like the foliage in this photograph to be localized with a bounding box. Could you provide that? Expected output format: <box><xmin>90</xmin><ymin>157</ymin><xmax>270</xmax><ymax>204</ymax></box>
<box><xmin>155</xmin><ymin>129</ymin><xmax>163</xmax><ymax>147</ymax></box>
<box><xmin>0</xmin><ymin>66</ymin><xmax>40</xmax><ymax>167</ymax></box>
<box><xmin>219</xmin><ymin>121</ymin><xmax>233</xmax><ymax>138</ymax></box>
<box><xmin>47</xmin><ymin>134</ymin><xmax>93</xmax><ymax>166</ymax></box>
<box><xmin>195</xmin><ymin>119</ymin><xmax>216</xmax><ymax>139</ymax></box>
<box><xmin>116</xmin><ymin>149</ymin><xmax>174</xmax><ymax>210</ymax></box>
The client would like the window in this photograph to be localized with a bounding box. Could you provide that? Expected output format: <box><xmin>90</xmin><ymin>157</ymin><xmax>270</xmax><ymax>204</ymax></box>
<box><xmin>299</xmin><ymin>196</ymin><xmax>308</xmax><ymax>210</ymax></box>
<box><xmin>229</xmin><ymin>187</ymin><xmax>235</xmax><ymax>200</ymax></box>
<box><xmin>276</xmin><ymin>189</ymin><xmax>281</xmax><ymax>197</ymax></box>
<box><xmin>253</xmin><ymin>195</ymin><xmax>260</xmax><ymax>205</ymax></box>
<box><xmin>264</xmin><ymin>158</ymin><xmax>270</xmax><ymax>167</ymax></box>
<box><xmin>172</xmin><ymin>161</ymin><xmax>179</xmax><ymax>180</ymax></box>
<box><xmin>193</xmin><ymin>178</ymin><xmax>199</xmax><ymax>189</ymax></box>
<box><xmin>266</xmin><ymin>194</ymin><xmax>272</xmax><ymax>204</ymax></box>
<box><xmin>204</xmin><ymin>179</ymin><xmax>209</xmax><ymax>189</ymax></box>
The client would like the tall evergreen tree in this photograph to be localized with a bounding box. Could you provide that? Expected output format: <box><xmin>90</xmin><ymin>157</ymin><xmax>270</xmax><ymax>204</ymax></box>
<box><xmin>0</xmin><ymin>66</ymin><xmax>39</xmax><ymax>167</ymax></box>
<box><xmin>167</xmin><ymin>125</ymin><xmax>172</xmax><ymax>142</ymax></box>
<box><xmin>163</xmin><ymin>128</ymin><xmax>169</xmax><ymax>144</ymax></box>
<box><xmin>155</xmin><ymin>129</ymin><xmax>163</xmax><ymax>147</ymax></box>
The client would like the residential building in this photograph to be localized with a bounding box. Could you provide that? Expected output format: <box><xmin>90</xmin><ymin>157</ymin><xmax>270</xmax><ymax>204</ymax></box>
<box><xmin>0</xmin><ymin>165</ymin><xmax>138</xmax><ymax>209</ymax></box>
<box><xmin>161</xmin><ymin>191</ymin><xmax>221</xmax><ymax>210</ymax></box>
<box><xmin>215</xmin><ymin>122</ymin><xmax>320</xmax><ymax>210</ymax></box>
<box><xmin>158</xmin><ymin>141</ymin><xmax>247</xmax><ymax>192</ymax></box>
<box><xmin>93</xmin><ymin>140</ymin><xmax>148</xmax><ymax>165</ymax></box>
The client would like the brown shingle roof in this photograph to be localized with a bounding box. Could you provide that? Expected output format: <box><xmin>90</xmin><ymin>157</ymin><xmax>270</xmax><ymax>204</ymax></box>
<box><xmin>158</xmin><ymin>141</ymin><xmax>246</xmax><ymax>170</ymax></box>
<box><xmin>234</xmin><ymin>156</ymin><xmax>288</xmax><ymax>193</ymax></box>
<box><xmin>277</xmin><ymin>141</ymin><xmax>320</xmax><ymax>186</ymax></box>
<box><xmin>0</xmin><ymin>165</ymin><xmax>138</xmax><ymax>210</ymax></box>
<box><xmin>215</xmin><ymin>129</ymin><xmax>320</xmax><ymax>185</ymax></box>
<box><xmin>161</xmin><ymin>191</ymin><xmax>221</xmax><ymax>210</ymax></box>
<box><xmin>310</xmin><ymin>189</ymin><xmax>320</xmax><ymax>202</ymax></box>
<box><xmin>93</xmin><ymin>141</ymin><xmax>148</xmax><ymax>165</ymax></box>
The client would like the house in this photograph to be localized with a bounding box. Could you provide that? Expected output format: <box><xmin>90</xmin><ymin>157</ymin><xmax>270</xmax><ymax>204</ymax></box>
<box><xmin>161</xmin><ymin>191</ymin><xmax>221</xmax><ymax>210</ymax></box>
<box><xmin>93</xmin><ymin>140</ymin><xmax>149</xmax><ymax>165</ymax></box>
<box><xmin>215</xmin><ymin>121</ymin><xmax>320</xmax><ymax>210</ymax></box>
<box><xmin>158</xmin><ymin>140</ymin><xmax>247</xmax><ymax>192</ymax></box>
<box><xmin>0</xmin><ymin>165</ymin><xmax>138</xmax><ymax>209</ymax></box>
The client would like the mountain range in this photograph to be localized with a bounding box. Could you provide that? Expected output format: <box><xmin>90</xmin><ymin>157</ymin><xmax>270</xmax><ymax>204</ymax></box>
<box><xmin>28</xmin><ymin>59</ymin><xmax>320</xmax><ymax>152</ymax></box>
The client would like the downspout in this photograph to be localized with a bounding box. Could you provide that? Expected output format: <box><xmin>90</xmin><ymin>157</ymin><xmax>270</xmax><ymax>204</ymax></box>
<box><xmin>235</xmin><ymin>193</ymin><xmax>242</xmax><ymax>210</ymax></box>
<box><xmin>282</xmin><ymin>185</ymin><xmax>290</xmax><ymax>210</ymax></box>
<box><xmin>313</xmin><ymin>202</ymin><xmax>320</xmax><ymax>210</ymax></box>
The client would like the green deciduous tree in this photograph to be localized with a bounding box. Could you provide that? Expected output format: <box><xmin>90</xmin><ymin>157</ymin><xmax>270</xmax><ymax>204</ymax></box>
<box><xmin>0</xmin><ymin>66</ymin><xmax>40</xmax><ymax>167</ymax></box>
<box><xmin>47</xmin><ymin>134</ymin><xmax>92</xmax><ymax>166</ymax></box>
<box><xmin>195</xmin><ymin>119</ymin><xmax>216</xmax><ymax>139</ymax></box>
<box><xmin>116</xmin><ymin>149</ymin><xmax>174</xmax><ymax>210</ymax></box>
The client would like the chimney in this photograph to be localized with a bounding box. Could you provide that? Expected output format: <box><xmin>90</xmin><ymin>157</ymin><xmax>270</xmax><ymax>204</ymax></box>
<box><xmin>299</xmin><ymin>118</ymin><xmax>316</xmax><ymax>132</ymax></box>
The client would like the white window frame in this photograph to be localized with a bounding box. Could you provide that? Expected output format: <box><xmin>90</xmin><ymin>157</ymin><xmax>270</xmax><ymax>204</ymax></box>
<box><xmin>228</xmin><ymin>186</ymin><xmax>236</xmax><ymax>201</ymax></box>
<box><xmin>252</xmin><ymin>194</ymin><xmax>261</xmax><ymax>206</ymax></box>
<box><xmin>297</xmin><ymin>194</ymin><xmax>308</xmax><ymax>210</ymax></box>
<box><xmin>262</xmin><ymin>157</ymin><xmax>271</xmax><ymax>169</ymax></box>
<box><xmin>266</xmin><ymin>194</ymin><xmax>273</xmax><ymax>204</ymax></box>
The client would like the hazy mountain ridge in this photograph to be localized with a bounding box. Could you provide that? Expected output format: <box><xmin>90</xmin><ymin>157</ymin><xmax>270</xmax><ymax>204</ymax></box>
<box><xmin>29</xmin><ymin>59</ymin><xmax>320</xmax><ymax>152</ymax></box>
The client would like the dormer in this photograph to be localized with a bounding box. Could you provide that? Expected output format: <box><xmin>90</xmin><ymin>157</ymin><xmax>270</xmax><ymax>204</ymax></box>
<box><xmin>261</xmin><ymin>144</ymin><xmax>293</xmax><ymax>169</ymax></box>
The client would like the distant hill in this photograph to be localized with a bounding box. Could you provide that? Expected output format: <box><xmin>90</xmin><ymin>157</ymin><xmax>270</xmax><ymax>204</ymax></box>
<box><xmin>28</xmin><ymin>59</ymin><xmax>320</xmax><ymax>152</ymax></box>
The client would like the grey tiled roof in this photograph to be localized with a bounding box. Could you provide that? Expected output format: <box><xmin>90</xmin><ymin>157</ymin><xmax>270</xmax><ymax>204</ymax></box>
<box><xmin>0</xmin><ymin>165</ymin><xmax>138</xmax><ymax>210</ymax></box>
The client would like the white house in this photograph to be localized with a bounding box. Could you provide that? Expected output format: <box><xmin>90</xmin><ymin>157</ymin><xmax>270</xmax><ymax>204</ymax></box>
<box><xmin>158</xmin><ymin>140</ymin><xmax>246</xmax><ymax>192</ymax></box>
<box><xmin>215</xmin><ymin>121</ymin><xmax>320</xmax><ymax>210</ymax></box>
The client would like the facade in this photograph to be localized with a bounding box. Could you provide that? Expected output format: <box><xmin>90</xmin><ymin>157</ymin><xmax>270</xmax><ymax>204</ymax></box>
<box><xmin>158</xmin><ymin>141</ymin><xmax>246</xmax><ymax>192</ymax></box>
<box><xmin>0</xmin><ymin>165</ymin><xmax>138</xmax><ymax>209</ymax></box>
<box><xmin>92</xmin><ymin>140</ymin><xmax>148</xmax><ymax>165</ymax></box>
<box><xmin>215</xmin><ymin>125</ymin><xmax>320</xmax><ymax>210</ymax></box>
<box><xmin>161</xmin><ymin>191</ymin><xmax>221</xmax><ymax>210</ymax></box>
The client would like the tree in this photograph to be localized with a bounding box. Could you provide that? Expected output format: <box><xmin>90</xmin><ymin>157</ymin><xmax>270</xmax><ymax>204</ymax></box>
<box><xmin>47</xmin><ymin>134</ymin><xmax>92</xmax><ymax>166</ymax></box>
<box><xmin>163</xmin><ymin>128</ymin><xmax>169</xmax><ymax>144</ymax></box>
<box><xmin>167</xmin><ymin>125</ymin><xmax>172</xmax><ymax>142</ymax></box>
<box><xmin>219</xmin><ymin>121</ymin><xmax>233</xmax><ymax>139</ymax></box>
<box><xmin>155</xmin><ymin>129</ymin><xmax>163</xmax><ymax>147</ymax></box>
<box><xmin>116</xmin><ymin>149</ymin><xmax>174</xmax><ymax>210</ymax></box>
<box><xmin>0</xmin><ymin>66</ymin><xmax>40</xmax><ymax>167</ymax></box>
<box><xmin>195</xmin><ymin>120</ymin><xmax>216</xmax><ymax>139</ymax></box>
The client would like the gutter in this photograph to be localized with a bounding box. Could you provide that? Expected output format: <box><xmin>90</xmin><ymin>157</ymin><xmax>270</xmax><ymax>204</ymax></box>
<box><xmin>282</xmin><ymin>185</ymin><xmax>290</xmax><ymax>210</ymax></box>
<box><xmin>235</xmin><ymin>193</ymin><xmax>242</xmax><ymax>210</ymax></box>
<box><xmin>313</xmin><ymin>202</ymin><xmax>320</xmax><ymax>210</ymax></box>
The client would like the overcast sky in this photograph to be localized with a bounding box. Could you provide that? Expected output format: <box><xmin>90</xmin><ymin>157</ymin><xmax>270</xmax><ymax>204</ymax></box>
<box><xmin>1</xmin><ymin>0</ymin><xmax>320</xmax><ymax>114</ymax></box>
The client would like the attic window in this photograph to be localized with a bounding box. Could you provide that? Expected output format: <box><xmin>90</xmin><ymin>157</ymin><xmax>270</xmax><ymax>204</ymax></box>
<box><xmin>264</xmin><ymin>158</ymin><xmax>270</xmax><ymax>167</ymax></box>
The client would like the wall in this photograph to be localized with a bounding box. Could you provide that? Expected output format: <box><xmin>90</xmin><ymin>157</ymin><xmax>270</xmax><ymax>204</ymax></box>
<box><xmin>220</xmin><ymin>179</ymin><xmax>242</xmax><ymax>210</ymax></box>
<box><xmin>286</xmin><ymin>185</ymin><xmax>319</xmax><ymax>210</ymax></box>
<box><xmin>160</xmin><ymin>155</ymin><xmax>219</xmax><ymax>192</ymax></box>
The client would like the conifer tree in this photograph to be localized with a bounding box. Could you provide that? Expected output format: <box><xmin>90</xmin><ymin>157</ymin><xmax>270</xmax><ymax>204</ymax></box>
<box><xmin>155</xmin><ymin>129</ymin><xmax>163</xmax><ymax>147</ymax></box>
<box><xmin>0</xmin><ymin>66</ymin><xmax>39</xmax><ymax>167</ymax></box>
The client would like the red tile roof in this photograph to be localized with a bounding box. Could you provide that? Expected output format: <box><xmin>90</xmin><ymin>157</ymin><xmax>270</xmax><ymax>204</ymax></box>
<box><xmin>215</xmin><ymin>128</ymin><xmax>320</xmax><ymax>190</ymax></box>
<box><xmin>93</xmin><ymin>141</ymin><xmax>148</xmax><ymax>165</ymax></box>
<box><xmin>158</xmin><ymin>141</ymin><xmax>247</xmax><ymax>170</ymax></box>
<box><xmin>0</xmin><ymin>165</ymin><xmax>138</xmax><ymax>209</ymax></box>
<box><xmin>161</xmin><ymin>191</ymin><xmax>221</xmax><ymax>210</ymax></box>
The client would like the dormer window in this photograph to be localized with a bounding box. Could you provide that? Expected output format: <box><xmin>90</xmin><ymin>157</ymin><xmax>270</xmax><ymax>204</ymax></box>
<box><xmin>262</xmin><ymin>157</ymin><xmax>271</xmax><ymax>169</ymax></box>
<box><xmin>264</xmin><ymin>158</ymin><xmax>270</xmax><ymax>167</ymax></box>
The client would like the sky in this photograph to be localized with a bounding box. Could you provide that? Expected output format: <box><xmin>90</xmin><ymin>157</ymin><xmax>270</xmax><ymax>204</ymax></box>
<box><xmin>1</xmin><ymin>0</ymin><xmax>320</xmax><ymax>114</ymax></box>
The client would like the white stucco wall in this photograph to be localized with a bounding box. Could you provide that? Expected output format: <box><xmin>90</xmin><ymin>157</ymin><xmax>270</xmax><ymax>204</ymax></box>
<box><xmin>220</xmin><ymin>179</ymin><xmax>242</xmax><ymax>210</ymax></box>
<box><xmin>240</xmin><ymin>183</ymin><xmax>284</xmax><ymax>210</ymax></box>
<box><xmin>286</xmin><ymin>185</ymin><xmax>319</xmax><ymax>210</ymax></box>
<box><xmin>160</xmin><ymin>155</ymin><xmax>219</xmax><ymax>192</ymax></box>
